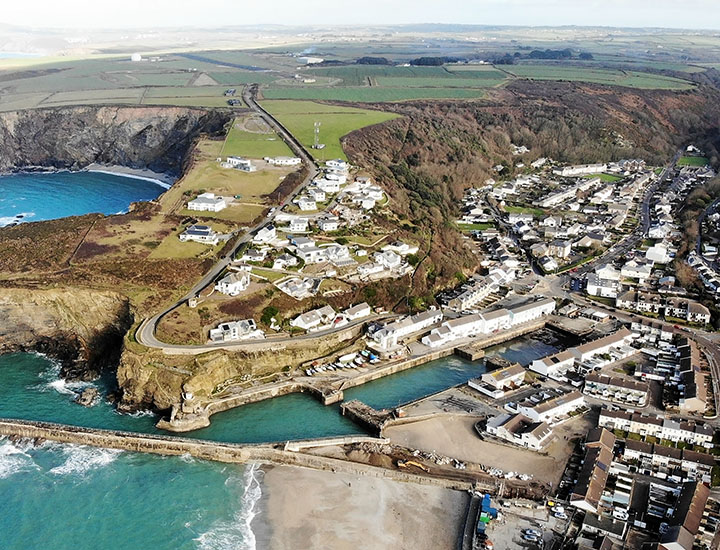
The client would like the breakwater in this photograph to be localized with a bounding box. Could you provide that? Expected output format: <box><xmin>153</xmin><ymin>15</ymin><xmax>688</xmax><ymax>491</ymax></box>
<box><xmin>0</xmin><ymin>418</ymin><xmax>474</xmax><ymax>491</ymax></box>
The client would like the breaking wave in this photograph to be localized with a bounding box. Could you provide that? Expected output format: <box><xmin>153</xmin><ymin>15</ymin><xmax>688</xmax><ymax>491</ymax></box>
<box><xmin>49</xmin><ymin>445</ymin><xmax>122</xmax><ymax>477</ymax></box>
<box><xmin>32</xmin><ymin>359</ymin><xmax>96</xmax><ymax>397</ymax></box>
<box><xmin>0</xmin><ymin>211</ymin><xmax>35</xmax><ymax>227</ymax></box>
<box><xmin>194</xmin><ymin>463</ymin><xmax>263</xmax><ymax>550</ymax></box>
<box><xmin>0</xmin><ymin>438</ymin><xmax>38</xmax><ymax>479</ymax></box>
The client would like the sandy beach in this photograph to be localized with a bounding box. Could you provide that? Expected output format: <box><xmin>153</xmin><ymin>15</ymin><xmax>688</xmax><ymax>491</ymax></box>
<box><xmin>256</xmin><ymin>464</ymin><xmax>469</xmax><ymax>550</ymax></box>
<box><xmin>84</xmin><ymin>163</ymin><xmax>176</xmax><ymax>187</ymax></box>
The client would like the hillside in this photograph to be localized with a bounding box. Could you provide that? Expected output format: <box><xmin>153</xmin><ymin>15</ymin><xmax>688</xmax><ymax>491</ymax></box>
<box><xmin>343</xmin><ymin>81</ymin><xmax>720</xmax><ymax>291</ymax></box>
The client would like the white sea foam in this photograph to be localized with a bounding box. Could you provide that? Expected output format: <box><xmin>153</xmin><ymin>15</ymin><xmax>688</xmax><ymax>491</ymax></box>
<box><xmin>49</xmin><ymin>445</ymin><xmax>122</xmax><ymax>477</ymax></box>
<box><xmin>0</xmin><ymin>439</ymin><xmax>37</xmax><ymax>479</ymax></box>
<box><xmin>32</xmin><ymin>360</ymin><xmax>97</xmax><ymax>397</ymax></box>
<box><xmin>0</xmin><ymin>212</ymin><xmax>35</xmax><ymax>227</ymax></box>
<box><xmin>194</xmin><ymin>463</ymin><xmax>263</xmax><ymax>550</ymax></box>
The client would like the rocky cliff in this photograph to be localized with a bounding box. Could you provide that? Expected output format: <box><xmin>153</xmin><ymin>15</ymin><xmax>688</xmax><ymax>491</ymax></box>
<box><xmin>0</xmin><ymin>288</ymin><xmax>133</xmax><ymax>380</ymax></box>
<box><xmin>0</xmin><ymin>105</ymin><xmax>232</xmax><ymax>176</ymax></box>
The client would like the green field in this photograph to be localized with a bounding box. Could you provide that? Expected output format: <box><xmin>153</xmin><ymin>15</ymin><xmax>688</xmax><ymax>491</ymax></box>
<box><xmin>220</xmin><ymin>116</ymin><xmax>293</xmax><ymax>158</ymax></box>
<box><xmin>261</xmin><ymin>100</ymin><xmax>400</xmax><ymax>160</ymax></box>
<box><xmin>584</xmin><ymin>173</ymin><xmax>624</xmax><ymax>182</ymax></box>
<box><xmin>261</xmin><ymin>87</ymin><xmax>486</xmax><ymax>102</ymax></box>
<box><xmin>678</xmin><ymin>156</ymin><xmax>710</xmax><ymax>167</ymax></box>
<box><xmin>506</xmin><ymin>65</ymin><xmax>694</xmax><ymax>89</ymax></box>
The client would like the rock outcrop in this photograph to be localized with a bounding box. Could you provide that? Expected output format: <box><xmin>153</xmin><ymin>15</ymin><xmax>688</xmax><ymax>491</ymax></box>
<box><xmin>0</xmin><ymin>288</ymin><xmax>133</xmax><ymax>380</ymax></box>
<box><xmin>0</xmin><ymin>105</ymin><xmax>232</xmax><ymax>176</ymax></box>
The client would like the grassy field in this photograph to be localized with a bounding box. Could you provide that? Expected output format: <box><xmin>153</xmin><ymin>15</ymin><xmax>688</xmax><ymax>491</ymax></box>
<box><xmin>261</xmin><ymin>86</ymin><xmax>486</xmax><ymax>102</ymax></box>
<box><xmin>456</xmin><ymin>222</ymin><xmax>495</xmax><ymax>231</ymax></box>
<box><xmin>506</xmin><ymin>65</ymin><xmax>694</xmax><ymax>89</ymax></box>
<box><xmin>678</xmin><ymin>156</ymin><xmax>710</xmax><ymax>167</ymax></box>
<box><xmin>260</xmin><ymin>100</ymin><xmax>399</xmax><ymax>160</ymax></box>
<box><xmin>584</xmin><ymin>173</ymin><xmax>624</xmax><ymax>183</ymax></box>
<box><xmin>505</xmin><ymin>205</ymin><xmax>546</xmax><ymax>216</ymax></box>
<box><xmin>220</xmin><ymin>115</ymin><xmax>293</xmax><ymax>158</ymax></box>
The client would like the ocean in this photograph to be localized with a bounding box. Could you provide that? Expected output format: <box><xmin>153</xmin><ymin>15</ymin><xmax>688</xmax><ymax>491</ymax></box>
<box><xmin>0</xmin><ymin>170</ymin><xmax>168</xmax><ymax>227</ymax></box>
<box><xmin>0</xmin><ymin>335</ymin><xmax>560</xmax><ymax>548</ymax></box>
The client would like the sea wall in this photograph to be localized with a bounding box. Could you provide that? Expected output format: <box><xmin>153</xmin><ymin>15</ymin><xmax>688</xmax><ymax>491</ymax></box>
<box><xmin>0</xmin><ymin>418</ymin><xmax>473</xmax><ymax>491</ymax></box>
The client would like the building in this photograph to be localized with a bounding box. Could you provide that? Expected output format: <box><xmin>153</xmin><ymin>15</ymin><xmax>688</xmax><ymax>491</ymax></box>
<box><xmin>583</xmin><ymin>372</ymin><xmax>649</xmax><ymax>406</ymax></box>
<box><xmin>508</xmin><ymin>298</ymin><xmax>555</xmax><ymax>324</ymax></box>
<box><xmin>481</xmin><ymin>363</ymin><xmax>526</xmax><ymax>391</ymax></box>
<box><xmin>598</xmin><ymin>408</ymin><xmax>713</xmax><ymax>448</ymax></box>
<box><xmin>223</xmin><ymin>156</ymin><xmax>256</xmax><ymax>172</ymax></box>
<box><xmin>485</xmin><ymin>413</ymin><xmax>552</xmax><ymax>451</ymax></box>
<box><xmin>214</xmin><ymin>271</ymin><xmax>250</xmax><ymax>296</ymax></box>
<box><xmin>290</xmin><ymin>305</ymin><xmax>337</xmax><ymax>331</ymax></box>
<box><xmin>517</xmin><ymin>390</ymin><xmax>585</xmax><ymax>423</ymax></box>
<box><xmin>297</xmin><ymin>197</ymin><xmax>317</xmax><ymax>211</ymax></box>
<box><xmin>265</xmin><ymin>156</ymin><xmax>301</xmax><ymax>166</ymax></box>
<box><xmin>288</xmin><ymin>218</ymin><xmax>309</xmax><ymax>233</ymax></box>
<box><xmin>571</xmin><ymin>328</ymin><xmax>635</xmax><ymax>363</ymax></box>
<box><xmin>209</xmin><ymin>319</ymin><xmax>264</xmax><ymax>343</ymax></box>
<box><xmin>548</xmin><ymin>239</ymin><xmax>572</xmax><ymax>258</ymax></box>
<box><xmin>344</xmin><ymin>302</ymin><xmax>371</xmax><ymax>321</ymax></box>
<box><xmin>658</xmin><ymin>482</ymin><xmax>710</xmax><ymax>550</ymax></box>
<box><xmin>530</xmin><ymin>349</ymin><xmax>576</xmax><ymax>380</ymax></box>
<box><xmin>569</xmin><ymin>428</ymin><xmax>616</xmax><ymax>514</ymax></box>
<box><xmin>253</xmin><ymin>224</ymin><xmax>277</xmax><ymax>244</ymax></box>
<box><xmin>371</xmin><ymin>309</ymin><xmax>443</xmax><ymax>350</ymax></box>
<box><xmin>179</xmin><ymin>224</ymin><xmax>219</xmax><ymax>245</ymax></box>
<box><xmin>187</xmin><ymin>192</ymin><xmax>227</xmax><ymax>212</ymax></box>
<box><xmin>586</xmin><ymin>273</ymin><xmax>620</xmax><ymax>299</ymax></box>
<box><xmin>553</xmin><ymin>164</ymin><xmax>608</xmax><ymax>177</ymax></box>
<box><xmin>317</xmin><ymin>216</ymin><xmax>339</xmax><ymax>232</ymax></box>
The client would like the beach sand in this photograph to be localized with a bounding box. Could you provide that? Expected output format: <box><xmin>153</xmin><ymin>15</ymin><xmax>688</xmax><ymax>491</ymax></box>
<box><xmin>256</xmin><ymin>464</ymin><xmax>469</xmax><ymax>550</ymax></box>
<box><xmin>84</xmin><ymin>163</ymin><xmax>176</xmax><ymax>186</ymax></box>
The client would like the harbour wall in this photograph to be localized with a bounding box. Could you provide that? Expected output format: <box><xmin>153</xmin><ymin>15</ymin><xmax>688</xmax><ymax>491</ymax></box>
<box><xmin>0</xmin><ymin>418</ymin><xmax>475</xmax><ymax>491</ymax></box>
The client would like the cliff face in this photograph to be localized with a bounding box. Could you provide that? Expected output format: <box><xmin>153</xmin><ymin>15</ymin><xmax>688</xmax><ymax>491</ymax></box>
<box><xmin>0</xmin><ymin>288</ymin><xmax>133</xmax><ymax>380</ymax></box>
<box><xmin>0</xmin><ymin>105</ymin><xmax>232</xmax><ymax>176</ymax></box>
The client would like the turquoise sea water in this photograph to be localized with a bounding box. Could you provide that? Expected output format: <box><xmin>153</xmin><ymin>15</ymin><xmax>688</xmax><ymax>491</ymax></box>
<box><xmin>0</xmin><ymin>331</ymin><xmax>559</xmax><ymax>550</ymax></box>
<box><xmin>0</xmin><ymin>171</ymin><xmax>167</xmax><ymax>227</ymax></box>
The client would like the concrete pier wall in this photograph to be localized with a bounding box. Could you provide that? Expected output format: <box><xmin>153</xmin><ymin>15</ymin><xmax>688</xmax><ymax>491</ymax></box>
<box><xmin>0</xmin><ymin>418</ymin><xmax>474</xmax><ymax>491</ymax></box>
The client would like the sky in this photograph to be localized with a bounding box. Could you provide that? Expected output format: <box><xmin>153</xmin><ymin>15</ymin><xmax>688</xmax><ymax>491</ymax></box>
<box><xmin>1</xmin><ymin>0</ymin><xmax>719</xmax><ymax>30</ymax></box>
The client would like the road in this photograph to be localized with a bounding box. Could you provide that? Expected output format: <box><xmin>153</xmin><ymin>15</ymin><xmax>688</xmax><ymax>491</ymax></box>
<box><xmin>137</xmin><ymin>85</ymin><xmax>320</xmax><ymax>349</ymax></box>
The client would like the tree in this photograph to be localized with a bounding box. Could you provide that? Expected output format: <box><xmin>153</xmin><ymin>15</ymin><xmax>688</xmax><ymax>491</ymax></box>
<box><xmin>407</xmin><ymin>253</ymin><xmax>420</xmax><ymax>267</ymax></box>
<box><xmin>261</xmin><ymin>306</ymin><xmax>279</xmax><ymax>326</ymax></box>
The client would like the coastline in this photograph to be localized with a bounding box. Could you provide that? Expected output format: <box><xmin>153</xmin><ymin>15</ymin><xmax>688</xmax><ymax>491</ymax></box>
<box><xmin>259</xmin><ymin>463</ymin><xmax>469</xmax><ymax>550</ymax></box>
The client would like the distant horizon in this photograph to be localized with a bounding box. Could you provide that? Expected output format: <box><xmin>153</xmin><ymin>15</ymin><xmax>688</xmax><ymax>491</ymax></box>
<box><xmin>1</xmin><ymin>1</ymin><xmax>720</xmax><ymax>32</ymax></box>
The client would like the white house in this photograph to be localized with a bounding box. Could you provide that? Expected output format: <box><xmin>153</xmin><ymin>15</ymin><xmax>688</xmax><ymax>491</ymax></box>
<box><xmin>224</xmin><ymin>156</ymin><xmax>256</xmax><ymax>172</ymax></box>
<box><xmin>382</xmin><ymin>241</ymin><xmax>419</xmax><ymax>256</ymax></box>
<box><xmin>290</xmin><ymin>305</ymin><xmax>336</xmax><ymax>331</ymax></box>
<box><xmin>315</xmin><ymin>178</ymin><xmax>341</xmax><ymax>193</ymax></box>
<box><xmin>187</xmin><ymin>193</ymin><xmax>227</xmax><ymax>212</ymax></box>
<box><xmin>646</xmin><ymin>243</ymin><xmax>672</xmax><ymax>264</ymax></box>
<box><xmin>265</xmin><ymin>156</ymin><xmax>301</xmax><ymax>166</ymax></box>
<box><xmin>209</xmin><ymin>319</ymin><xmax>264</xmax><ymax>343</ymax></box>
<box><xmin>517</xmin><ymin>390</ymin><xmax>585</xmax><ymax>424</ymax></box>
<box><xmin>272</xmin><ymin>253</ymin><xmax>298</xmax><ymax>270</ymax></box>
<box><xmin>308</xmin><ymin>188</ymin><xmax>326</xmax><ymax>202</ymax></box>
<box><xmin>288</xmin><ymin>218</ymin><xmax>309</xmax><ymax>233</ymax></box>
<box><xmin>326</xmin><ymin>159</ymin><xmax>348</xmax><ymax>171</ymax></box>
<box><xmin>374</xmin><ymin>250</ymin><xmax>402</xmax><ymax>270</ymax></box>
<box><xmin>485</xmin><ymin>413</ymin><xmax>552</xmax><ymax>451</ymax></box>
<box><xmin>344</xmin><ymin>302</ymin><xmax>371</xmax><ymax>321</ymax></box>
<box><xmin>481</xmin><ymin>308</ymin><xmax>511</xmax><ymax>332</ymax></box>
<box><xmin>297</xmin><ymin>246</ymin><xmax>327</xmax><ymax>264</ymax></box>
<box><xmin>253</xmin><ymin>225</ymin><xmax>277</xmax><ymax>244</ymax></box>
<box><xmin>179</xmin><ymin>224</ymin><xmax>219</xmax><ymax>245</ymax></box>
<box><xmin>214</xmin><ymin>271</ymin><xmax>250</xmax><ymax>296</ymax></box>
<box><xmin>621</xmin><ymin>260</ymin><xmax>653</xmax><ymax>284</ymax></box>
<box><xmin>508</xmin><ymin>298</ymin><xmax>555</xmax><ymax>325</ymax></box>
<box><xmin>297</xmin><ymin>197</ymin><xmax>317</xmax><ymax>211</ymax></box>
<box><xmin>317</xmin><ymin>216</ymin><xmax>339</xmax><ymax>232</ymax></box>
<box><xmin>291</xmin><ymin>236</ymin><xmax>315</xmax><ymax>249</ymax></box>
<box><xmin>530</xmin><ymin>350</ymin><xmax>576</xmax><ymax>380</ymax></box>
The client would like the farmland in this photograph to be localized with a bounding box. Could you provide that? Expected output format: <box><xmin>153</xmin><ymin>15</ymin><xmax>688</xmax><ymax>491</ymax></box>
<box><xmin>505</xmin><ymin>65</ymin><xmax>694</xmax><ymax>89</ymax></box>
<box><xmin>260</xmin><ymin>100</ymin><xmax>399</xmax><ymax>160</ymax></box>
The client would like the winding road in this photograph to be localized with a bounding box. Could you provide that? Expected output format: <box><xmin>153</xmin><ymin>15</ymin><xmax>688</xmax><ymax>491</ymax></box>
<box><xmin>137</xmin><ymin>85</ymin><xmax>320</xmax><ymax>351</ymax></box>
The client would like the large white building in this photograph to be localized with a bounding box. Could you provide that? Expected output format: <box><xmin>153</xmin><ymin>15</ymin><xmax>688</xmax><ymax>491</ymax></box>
<box><xmin>371</xmin><ymin>309</ymin><xmax>443</xmax><ymax>350</ymax></box>
<box><xmin>179</xmin><ymin>224</ymin><xmax>219</xmax><ymax>245</ymax></box>
<box><xmin>187</xmin><ymin>193</ymin><xmax>227</xmax><ymax>212</ymax></box>
<box><xmin>486</xmin><ymin>413</ymin><xmax>553</xmax><ymax>451</ymax></box>
<box><xmin>517</xmin><ymin>390</ymin><xmax>585</xmax><ymax>424</ymax></box>
<box><xmin>265</xmin><ymin>156</ymin><xmax>301</xmax><ymax>166</ymax></box>
<box><xmin>214</xmin><ymin>271</ymin><xmax>250</xmax><ymax>296</ymax></box>
<box><xmin>552</xmin><ymin>164</ymin><xmax>608</xmax><ymax>177</ymax></box>
<box><xmin>290</xmin><ymin>305</ymin><xmax>337</xmax><ymax>331</ymax></box>
<box><xmin>209</xmin><ymin>319</ymin><xmax>264</xmax><ymax>343</ymax></box>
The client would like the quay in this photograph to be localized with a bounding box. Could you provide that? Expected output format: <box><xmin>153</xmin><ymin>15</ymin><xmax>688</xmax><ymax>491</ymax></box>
<box><xmin>160</xmin><ymin>317</ymin><xmax>549</xmax><ymax>432</ymax></box>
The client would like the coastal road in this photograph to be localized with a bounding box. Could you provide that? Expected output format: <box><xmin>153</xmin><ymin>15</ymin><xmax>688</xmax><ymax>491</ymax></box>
<box><xmin>137</xmin><ymin>85</ymin><xmax>321</xmax><ymax>350</ymax></box>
